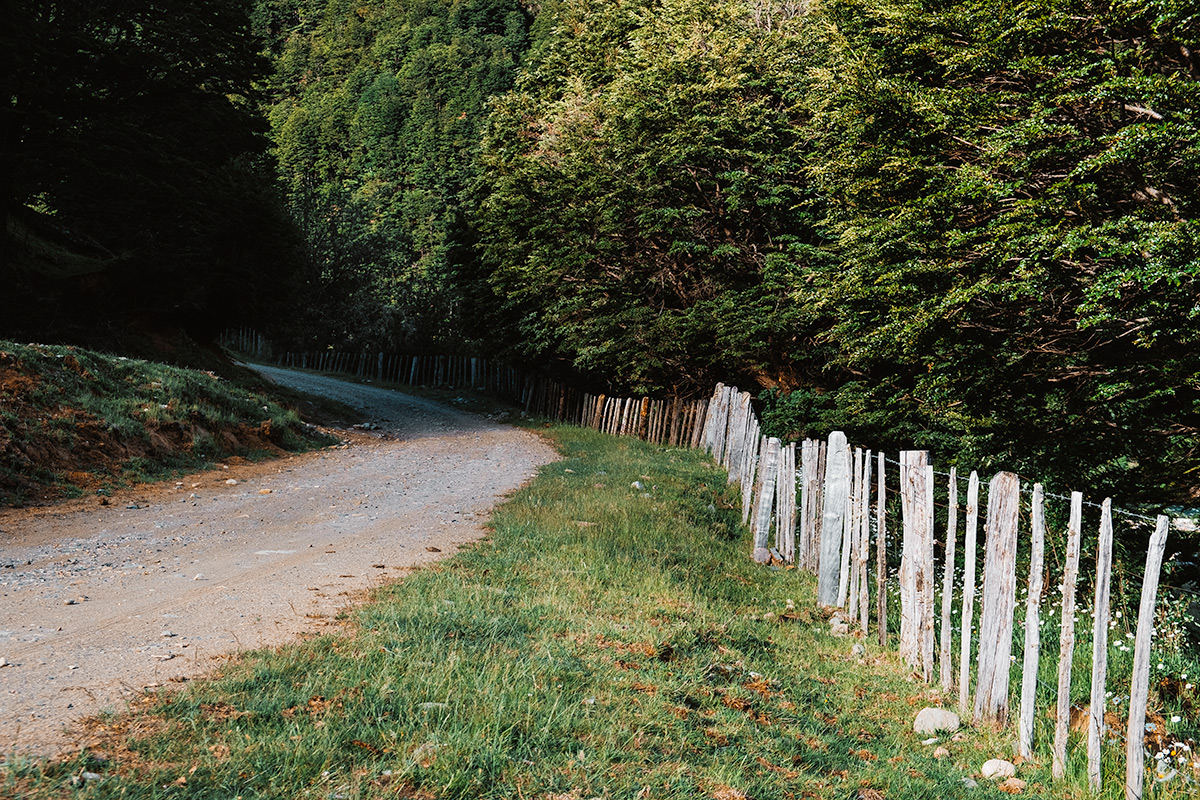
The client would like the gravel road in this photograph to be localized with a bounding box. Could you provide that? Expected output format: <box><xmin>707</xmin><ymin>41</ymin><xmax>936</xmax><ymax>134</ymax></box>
<box><xmin>0</xmin><ymin>365</ymin><xmax>557</xmax><ymax>759</ymax></box>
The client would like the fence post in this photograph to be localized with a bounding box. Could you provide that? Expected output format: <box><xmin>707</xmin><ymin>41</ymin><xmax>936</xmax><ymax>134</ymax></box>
<box><xmin>752</xmin><ymin>438</ymin><xmax>781</xmax><ymax>563</ymax></box>
<box><xmin>898</xmin><ymin>451</ymin><xmax>933</xmax><ymax>680</ymax></box>
<box><xmin>1088</xmin><ymin>499</ymin><xmax>1115</xmax><ymax>791</ymax></box>
<box><xmin>857</xmin><ymin>450</ymin><xmax>872</xmax><ymax>634</ymax></box>
<box><xmin>958</xmin><ymin>471</ymin><xmax>980</xmax><ymax>715</ymax></box>
<box><xmin>817</xmin><ymin>431</ymin><xmax>850</xmax><ymax>607</ymax></box>
<box><xmin>1052</xmin><ymin>491</ymin><xmax>1084</xmax><ymax>780</ymax></box>
<box><xmin>1125</xmin><ymin>515</ymin><xmax>1171</xmax><ymax>800</ymax></box>
<box><xmin>939</xmin><ymin>467</ymin><xmax>958</xmax><ymax>693</ymax></box>
<box><xmin>1018</xmin><ymin>483</ymin><xmax>1046</xmax><ymax>759</ymax></box>
<box><xmin>843</xmin><ymin>448</ymin><xmax>863</xmax><ymax>612</ymax></box>
<box><xmin>973</xmin><ymin>471</ymin><xmax>1020</xmax><ymax>726</ymax></box>
<box><xmin>740</xmin><ymin>420</ymin><xmax>761</xmax><ymax>524</ymax></box>
<box><xmin>876</xmin><ymin>451</ymin><xmax>887</xmax><ymax>646</ymax></box>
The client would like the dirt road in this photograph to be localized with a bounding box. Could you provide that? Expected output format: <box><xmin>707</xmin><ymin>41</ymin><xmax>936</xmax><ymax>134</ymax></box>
<box><xmin>0</xmin><ymin>366</ymin><xmax>557</xmax><ymax>759</ymax></box>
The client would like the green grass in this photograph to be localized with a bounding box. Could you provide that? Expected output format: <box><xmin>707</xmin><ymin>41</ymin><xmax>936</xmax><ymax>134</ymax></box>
<box><xmin>15</xmin><ymin>424</ymin><xmax>1171</xmax><ymax>799</ymax></box>
<box><xmin>0</xmin><ymin>340</ymin><xmax>339</xmax><ymax>505</ymax></box>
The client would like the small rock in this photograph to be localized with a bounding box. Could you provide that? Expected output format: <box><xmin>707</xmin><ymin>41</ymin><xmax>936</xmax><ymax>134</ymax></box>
<box><xmin>981</xmin><ymin>759</ymin><xmax>1016</xmax><ymax>780</ymax></box>
<box><xmin>411</xmin><ymin>742</ymin><xmax>438</xmax><ymax>767</ymax></box>
<box><xmin>68</xmin><ymin>664</ymin><xmax>79</xmax><ymax>670</ymax></box>
<box><xmin>225</xmin><ymin>479</ymin><xmax>238</xmax><ymax>486</ymax></box>
<box><xmin>64</xmin><ymin>598</ymin><xmax>78</xmax><ymax>605</ymax></box>
<box><xmin>851</xmin><ymin>643</ymin><xmax>866</xmax><ymax>657</ymax></box>
<box><xmin>631</xmin><ymin>481</ymin><xmax>644</xmax><ymax>490</ymax></box>
<box><xmin>921</xmin><ymin>737</ymin><xmax>939</xmax><ymax>745</ymax></box>
<box><xmin>961</xmin><ymin>778</ymin><xmax>978</xmax><ymax>789</ymax></box>
<box><xmin>952</xmin><ymin>732</ymin><xmax>968</xmax><ymax>742</ymax></box>
<box><xmin>0</xmin><ymin>658</ymin><xmax>9</xmax><ymax>667</ymax></box>
<box><xmin>914</xmin><ymin>707</ymin><xmax>961</xmax><ymax>735</ymax></box>
<box><xmin>425</xmin><ymin>546</ymin><xmax>441</xmax><ymax>553</ymax></box>
<box><xmin>69</xmin><ymin>772</ymin><xmax>103</xmax><ymax>787</ymax></box>
<box><xmin>830</xmin><ymin>618</ymin><xmax>850</xmax><ymax>636</ymax></box>
<box><xmin>934</xmin><ymin>746</ymin><xmax>950</xmax><ymax>758</ymax></box>
<box><xmin>162</xmin><ymin>631</ymin><xmax>176</xmax><ymax>638</ymax></box>
<box><xmin>997</xmin><ymin>777</ymin><xmax>1026</xmax><ymax>794</ymax></box>
<box><xmin>258</xmin><ymin>489</ymin><xmax>273</xmax><ymax>495</ymax></box>
<box><xmin>193</xmin><ymin>574</ymin><xmax>206</xmax><ymax>581</ymax></box>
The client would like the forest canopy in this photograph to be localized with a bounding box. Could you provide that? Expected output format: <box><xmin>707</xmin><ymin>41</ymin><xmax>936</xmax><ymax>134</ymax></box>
<box><xmin>4</xmin><ymin>0</ymin><xmax>1197</xmax><ymax>501</ymax></box>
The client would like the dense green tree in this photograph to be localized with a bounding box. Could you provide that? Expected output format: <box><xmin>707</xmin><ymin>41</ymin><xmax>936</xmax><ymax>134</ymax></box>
<box><xmin>255</xmin><ymin>0</ymin><xmax>530</xmax><ymax>352</ymax></box>
<box><xmin>791</xmin><ymin>0</ymin><xmax>1200</xmax><ymax>497</ymax></box>
<box><xmin>477</xmin><ymin>0</ymin><xmax>828</xmax><ymax>392</ymax></box>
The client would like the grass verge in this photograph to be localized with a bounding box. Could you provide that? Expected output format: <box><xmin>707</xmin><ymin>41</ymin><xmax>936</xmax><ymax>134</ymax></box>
<box><xmin>3</xmin><ymin>425</ymin><xmax>1177</xmax><ymax>798</ymax></box>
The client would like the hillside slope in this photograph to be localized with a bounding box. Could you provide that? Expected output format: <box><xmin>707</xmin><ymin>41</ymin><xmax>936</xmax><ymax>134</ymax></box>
<box><xmin>0</xmin><ymin>341</ymin><xmax>335</xmax><ymax>506</ymax></box>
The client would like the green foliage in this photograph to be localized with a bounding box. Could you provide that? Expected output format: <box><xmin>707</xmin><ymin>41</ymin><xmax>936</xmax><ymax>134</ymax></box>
<box><xmin>477</xmin><ymin>0</ymin><xmax>828</xmax><ymax>392</ymax></box>
<box><xmin>256</xmin><ymin>0</ymin><xmax>531</xmax><ymax>352</ymax></box>
<box><xmin>785</xmin><ymin>0</ymin><xmax>1200</xmax><ymax>499</ymax></box>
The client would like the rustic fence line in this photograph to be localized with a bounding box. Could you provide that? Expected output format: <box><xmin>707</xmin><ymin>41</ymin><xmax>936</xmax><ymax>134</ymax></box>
<box><xmin>224</xmin><ymin>331</ymin><xmax>1189</xmax><ymax>798</ymax></box>
<box><xmin>701</xmin><ymin>382</ymin><xmax>1183</xmax><ymax>799</ymax></box>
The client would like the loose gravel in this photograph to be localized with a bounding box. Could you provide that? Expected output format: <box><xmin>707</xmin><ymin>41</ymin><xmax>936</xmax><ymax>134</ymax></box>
<box><xmin>0</xmin><ymin>366</ymin><xmax>557</xmax><ymax>759</ymax></box>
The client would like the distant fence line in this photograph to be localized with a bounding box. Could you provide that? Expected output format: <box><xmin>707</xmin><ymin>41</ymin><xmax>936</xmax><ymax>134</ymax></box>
<box><xmin>223</xmin><ymin>329</ymin><xmax>1183</xmax><ymax>798</ymax></box>
<box><xmin>219</xmin><ymin>329</ymin><xmax>713</xmax><ymax>449</ymax></box>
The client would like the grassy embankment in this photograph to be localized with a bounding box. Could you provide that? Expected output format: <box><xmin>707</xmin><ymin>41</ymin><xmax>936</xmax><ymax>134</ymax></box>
<box><xmin>10</xmin><ymin>423</ymin><xmax>1185</xmax><ymax>799</ymax></box>
<box><xmin>0</xmin><ymin>340</ymin><xmax>344</xmax><ymax>506</ymax></box>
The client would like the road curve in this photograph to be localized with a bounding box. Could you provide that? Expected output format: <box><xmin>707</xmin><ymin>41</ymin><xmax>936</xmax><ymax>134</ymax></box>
<box><xmin>0</xmin><ymin>366</ymin><xmax>557</xmax><ymax>758</ymax></box>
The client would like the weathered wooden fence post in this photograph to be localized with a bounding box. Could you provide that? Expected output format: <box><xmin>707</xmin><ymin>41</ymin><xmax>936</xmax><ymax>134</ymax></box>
<box><xmin>876</xmin><ymin>451</ymin><xmax>887</xmax><ymax>647</ymax></box>
<box><xmin>752</xmin><ymin>437</ymin><xmax>781</xmax><ymax>564</ymax></box>
<box><xmin>1052</xmin><ymin>491</ymin><xmax>1084</xmax><ymax>780</ymax></box>
<box><xmin>973</xmin><ymin>470</ymin><xmax>1020</xmax><ymax>726</ymax></box>
<box><xmin>843</xmin><ymin>448</ymin><xmax>863</xmax><ymax>611</ymax></box>
<box><xmin>776</xmin><ymin>442</ymin><xmax>796</xmax><ymax>563</ymax></box>
<box><xmin>817</xmin><ymin>432</ymin><xmax>850</xmax><ymax>607</ymax></box>
<box><xmin>1088</xmin><ymin>498</ymin><xmax>1115</xmax><ymax>791</ymax></box>
<box><xmin>939</xmin><ymin>467</ymin><xmax>958</xmax><ymax>693</ymax></box>
<box><xmin>1018</xmin><ymin>483</ymin><xmax>1046</xmax><ymax>759</ymax></box>
<box><xmin>949</xmin><ymin>469</ymin><xmax>975</xmax><ymax>706</ymax></box>
<box><xmin>898</xmin><ymin>451</ymin><xmax>934</xmax><ymax>680</ymax></box>
<box><xmin>740</xmin><ymin>424</ymin><xmax>762</xmax><ymax>525</ymax></box>
<box><xmin>858</xmin><ymin>450</ymin><xmax>872</xmax><ymax>634</ymax></box>
<box><xmin>1125</xmin><ymin>515</ymin><xmax>1171</xmax><ymax>800</ymax></box>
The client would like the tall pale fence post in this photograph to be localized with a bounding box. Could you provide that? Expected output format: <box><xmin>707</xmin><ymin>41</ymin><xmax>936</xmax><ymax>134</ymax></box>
<box><xmin>817</xmin><ymin>432</ymin><xmax>850</xmax><ymax>607</ymax></box>
<box><xmin>958</xmin><ymin>471</ymin><xmax>980</xmax><ymax>716</ymax></box>
<box><xmin>1018</xmin><ymin>483</ymin><xmax>1046</xmax><ymax>759</ymax></box>
<box><xmin>741</xmin><ymin>423</ymin><xmax>762</xmax><ymax>524</ymax></box>
<box><xmin>939</xmin><ymin>467</ymin><xmax>958</xmax><ymax>693</ymax></box>
<box><xmin>842</xmin><ymin>448</ymin><xmax>863</xmax><ymax>611</ymax></box>
<box><xmin>799</xmin><ymin>441</ymin><xmax>816</xmax><ymax>569</ymax></box>
<box><xmin>752</xmin><ymin>438</ymin><xmax>781</xmax><ymax>564</ymax></box>
<box><xmin>807</xmin><ymin>440</ymin><xmax>827</xmax><ymax>574</ymax></box>
<box><xmin>776</xmin><ymin>443</ymin><xmax>796</xmax><ymax>562</ymax></box>
<box><xmin>1052</xmin><ymin>492</ymin><xmax>1084</xmax><ymax>780</ymax></box>
<box><xmin>973</xmin><ymin>471</ymin><xmax>1020</xmax><ymax>727</ymax></box>
<box><xmin>859</xmin><ymin>448</ymin><xmax>868</xmax><ymax>633</ymax></box>
<box><xmin>898</xmin><ymin>451</ymin><xmax>933</xmax><ymax>680</ymax></box>
<box><xmin>1125</xmin><ymin>515</ymin><xmax>1171</xmax><ymax>800</ymax></box>
<box><xmin>1088</xmin><ymin>499</ymin><xmax>1115</xmax><ymax>791</ymax></box>
<box><xmin>724</xmin><ymin>392</ymin><xmax>749</xmax><ymax>478</ymax></box>
<box><xmin>876</xmin><ymin>452</ymin><xmax>887</xmax><ymax>647</ymax></box>
<box><xmin>858</xmin><ymin>450</ymin><xmax>872</xmax><ymax>634</ymax></box>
